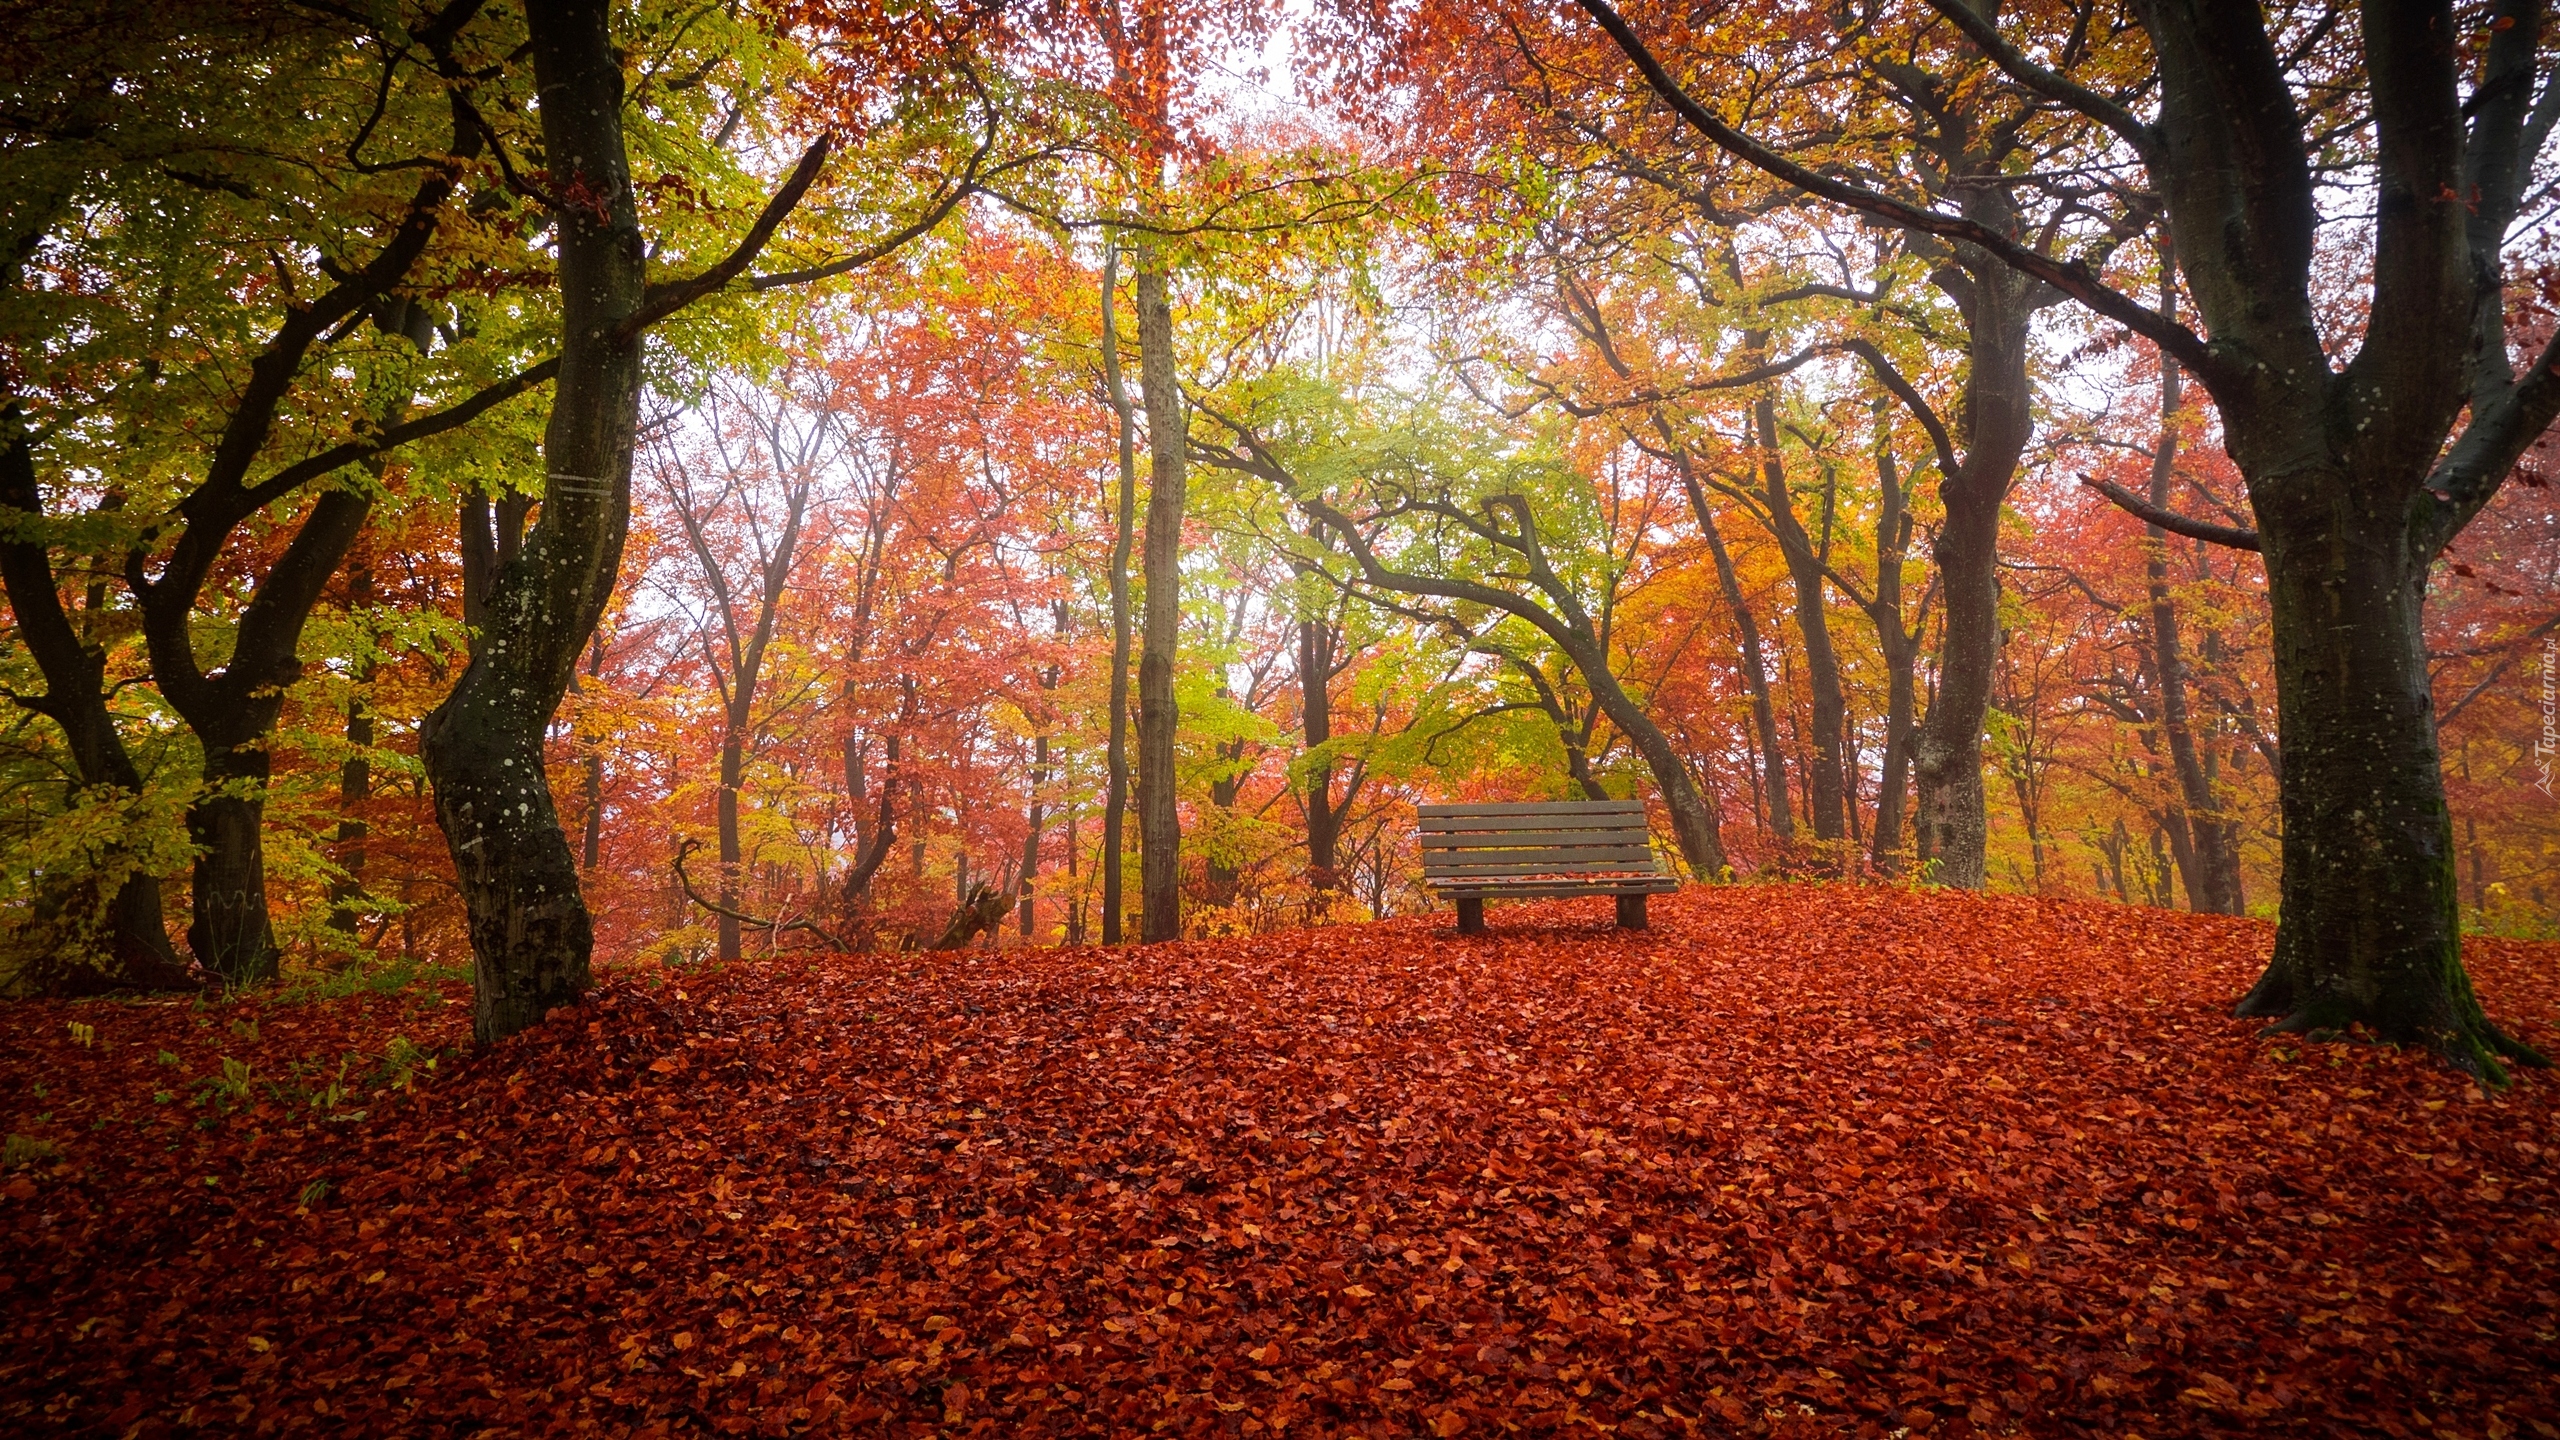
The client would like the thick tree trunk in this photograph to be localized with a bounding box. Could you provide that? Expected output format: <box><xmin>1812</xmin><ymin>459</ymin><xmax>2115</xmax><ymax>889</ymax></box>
<box><xmin>422</xmin><ymin>0</ymin><xmax>642</xmax><ymax>1044</ymax></box>
<box><xmin>186</xmin><ymin>739</ymin><xmax>279</xmax><ymax>980</ymax></box>
<box><xmin>2232</xmin><ymin>485</ymin><xmax>2536</xmax><ymax>1075</ymax></box>
<box><xmin>1133</xmin><ymin>252</ymin><xmax>1185</xmax><ymax>943</ymax></box>
<box><xmin>0</xmin><ymin>410</ymin><xmax>193</xmax><ymax>989</ymax></box>
<box><xmin>1912</xmin><ymin>262</ymin><xmax>2035</xmax><ymax>889</ymax></box>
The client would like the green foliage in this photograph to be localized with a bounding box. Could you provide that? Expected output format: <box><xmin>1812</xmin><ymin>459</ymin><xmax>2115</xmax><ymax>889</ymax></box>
<box><xmin>2</xmin><ymin>1134</ymin><xmax>60</xmax><ymax>1170</ymax></box>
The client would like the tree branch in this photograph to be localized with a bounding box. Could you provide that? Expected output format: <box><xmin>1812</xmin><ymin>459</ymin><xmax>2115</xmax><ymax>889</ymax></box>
<box><xmin>618</xmin><ymin>135</ymin><xmax>834</xmax><ymax>342</ymax></box>
<box><xmin>2080</xmin><ymin>474</ymin><xmax>2260</xmax><ymax>552</ymax></box>
<box><xmin>1569</xmin><ymin>0</ymin><xmax>2214</xmax><ymax>376</ymax></box>
<box><xmin>673</xmin><ymin>836</ymin><xmax>848</xmax><ymax>950</ymax></box>
<box><xmin>1920</xmin><ymin>0</ymin><xmax>2162</xmax><ymax>166</ymax></box>
<box><xmin>243</xmin><ymin>356</ymin><xmax>561</xmax><ymax>509</ymax></box>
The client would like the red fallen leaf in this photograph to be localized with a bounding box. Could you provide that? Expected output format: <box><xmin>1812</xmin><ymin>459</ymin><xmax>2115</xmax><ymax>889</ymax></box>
<box><xmin>2</xmin><ymin>889</ymin><xmax>2554</xmax><ymax>1436</ymax></box>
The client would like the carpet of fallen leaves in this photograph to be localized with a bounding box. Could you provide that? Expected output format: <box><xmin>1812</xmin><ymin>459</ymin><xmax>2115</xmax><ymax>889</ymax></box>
<box><xmin>4</xmin><ymin>885</ymin><xmax>2557</xmax><ymax>1439</ymax></box>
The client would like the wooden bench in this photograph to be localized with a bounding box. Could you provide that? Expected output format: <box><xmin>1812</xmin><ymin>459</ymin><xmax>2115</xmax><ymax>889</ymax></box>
<box><xmin>1419</xmin><ymin>799</ymin><xmax>1678</xmax><ymax>933</ymax></box>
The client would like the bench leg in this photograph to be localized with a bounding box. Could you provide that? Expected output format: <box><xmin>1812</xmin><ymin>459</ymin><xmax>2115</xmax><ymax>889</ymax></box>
<box><xmin>1616</xmin><ymin>893</ymin><xmax>1648</xmax><ymax>930</ymax></box>
<box><xmin>1456</xmin><ymin>897</ymin><xmax>1486</xmax><ymax>934</ymax></box>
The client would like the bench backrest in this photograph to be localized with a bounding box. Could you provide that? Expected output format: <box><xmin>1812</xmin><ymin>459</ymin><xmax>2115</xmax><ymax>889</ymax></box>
<box><xmin>1417</xmin><ymin>799</ymin><xmax>1661</xmax><ymax>882</ymax></box>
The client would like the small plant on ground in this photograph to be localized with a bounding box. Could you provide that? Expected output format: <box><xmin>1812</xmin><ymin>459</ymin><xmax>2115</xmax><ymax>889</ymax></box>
<box><xmin>3</xmin><ymin>1134</ymin><xmax>61</xmax><ymax>1170</ymax></box>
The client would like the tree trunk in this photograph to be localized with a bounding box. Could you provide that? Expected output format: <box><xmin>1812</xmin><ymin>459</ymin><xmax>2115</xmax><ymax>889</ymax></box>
<box><xmin>579</xmin><ymin>633</ymin><xmax>608</xmax><ymax>872</ymax></box>
<box><xmin>1752</xmin><ymin>383</ymin><xmax>1846</xmax><ymax>843</ymax></box>
<box><xmin>1664</xmin><ymin>432</ymin><xmax>1791</xmax><ymax>842</ymax></box>
<box><xmin>186</xmin><ymin>737</ymin><xmax>279</xmax><ymax>979</ymax></box>
<box><xmin>328</xmin><ymin>562</ymin><xmax>375</xmax><ymax>938</ymax></box>
<box><xmin>1911</xmin><ymin>261</ymin><xmax>2036</xmax><ymax>889</ymax></box>
<box><xmin>422</xmin><ymin>0</ymin><xmax>643</xmax><ymax>1044</ymax></box>
<box><xmin>1863</xmin><ymin>399</ymin><xmax>1920</xmax><ymax>875</ymax></box>
<box><xmin>716</xmin><ymin>731</ymin><xmax>744</xmax><ymax>960</ymax></box>
<box><xmin>1099</xmin><ymin>245</ymin><xmax>1138</xmax><ymax>945</ymax></box>
<box><xmin>1133</xmin><ymin>250</ymin><xmax>1185</xmax><ymax>943</ymax></box>
<box><xmin>1300</xmin><ymin>614</ymin><xmax>1342</xmax><ymax>887</ymax></box>
<box><xmin>1021</xmin><ymin>607</ymin><xmax>1064</xmax><ymax>940</ymax></box>
<box><xmin>2142</xmin><ymin>273</ymin><xmax>2244</xmax><ymax>915</ymax></box>
<box><xmin>1593</xmin><ymin>675</ymin><xmax>1725</xmax><ymax>879</ymax></box>
<box><xmin>1020</xmin><ymin>728</ymin><xmax>1047</xmax><ymax>938</ymax></box>
<box><xmin>0</xmin><ymin>408</ymin><xmax>194</xmax><ymax>989</ymax></box>
<box><xmin>2232</xmin><ymin>482</ymin><xmax>2532</xmax><ymax>1074</ymax></box>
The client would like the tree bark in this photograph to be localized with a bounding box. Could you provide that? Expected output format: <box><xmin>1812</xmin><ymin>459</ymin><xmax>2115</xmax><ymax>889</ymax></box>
<box><xmin>2233</xmin><ymin>499</ymin><xmax>2510</xmax><ymax>1059</ymax></box>
<box><xmin>1099</xmin><ymin>244</ymin><xmax>1138</xmax><ymax>945</ymax></box>
<box><xmin>327</xmin><ymin>557</ymin><xmax>375</xmax><ymax>938</ymax></box>
<box><xmin>0</xmin><ymin>408</ymin><xmax>194</xmax><ymax>990</ymax></box>
<box><xmin>1864</xmin><ymin>402</ymin><xmax>1922</xmax><ymax>875</ymax></box>
<box><xmin>1020</xmin><ymin>601</ymin><xmax>1064</xmax><ymax>939</ymax></box>
<box><xmin>1661</xmin><ymin>424</ymin><xmax>1790</xmax><ymax>843</ymax></box>
<box><xmin>1750</xmin><ymin>378</ymin><xmax>1847</xmax><ymax>845</ymax></box>
<box><xmin>716</xmin><ymin>732</ymin><xmax>745</xmax><ymax>960</ymax></box>
<box><xmin>1911</xmin><ymin>255</ymin><xmax>2036</xmax><ymax>890</ymax></box>
<box><xmin>1300</xmin><ymin>611</ymin><xmax>1343</xmax><ymax>887</ymax></box>
<box><xmin>1133</xmin><ymin>248</ymin><xmax>1186</xmax><ymax>942</ymax></box>
<box><xmin>2140</xmin><ymin>265</ymin><xmax>2244</xmax><ymax>914</ymax></box>
<box><xmin>421</xmin><ymin>0</ymin><xmax>644</xmax><ymax>1043</ymax></box>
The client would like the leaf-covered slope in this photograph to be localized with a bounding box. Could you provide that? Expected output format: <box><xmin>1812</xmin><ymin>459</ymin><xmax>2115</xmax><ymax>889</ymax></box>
<box><xmin>4</xmin><ymin>886</ymin><xmax>2554</xmax><ymax>1436</ymax></box>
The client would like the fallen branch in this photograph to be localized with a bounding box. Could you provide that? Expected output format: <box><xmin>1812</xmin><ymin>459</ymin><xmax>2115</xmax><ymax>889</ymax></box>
<box><xmin>673</xmin><ymin>837</ymin><xmax>849</xmax><ymax>951</ymax></box>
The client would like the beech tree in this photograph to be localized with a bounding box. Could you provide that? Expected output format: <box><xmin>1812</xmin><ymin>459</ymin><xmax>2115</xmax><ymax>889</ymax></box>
<box><xmin>1573</xmin><ymin>0</ymin><xmax>2560</xmax><ymax>1076</ymax></box>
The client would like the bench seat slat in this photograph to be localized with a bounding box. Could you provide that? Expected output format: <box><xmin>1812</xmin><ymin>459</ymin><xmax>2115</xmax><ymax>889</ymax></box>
<box><xmin>1423</xmin><ymin>847</ymin><xmax>1658</xmax><ymax>869</ymax></box>
<box><xmin>1420</xmin><ymin>828</ymin><xmax>1651</xmax><ymax>850</ymax></box>
<box><xmin>1419</xmin><ymin>813</ymin><xmax>1644</xmax><ymax>834</ymax></box>
<box><xmin>1424</xmin><ymin>859</ymin><xmax>1664</xmax><ymax>879</ymax></box>
<box><xmin>1439</xmin><ymin>879</ymin><xmax>1679</xmax><ymax>898</ymax></box>
<box><xmin>1423</xmin><ymin>789</ymin><xmax>1638</xmax><ymax>814</ymax></box>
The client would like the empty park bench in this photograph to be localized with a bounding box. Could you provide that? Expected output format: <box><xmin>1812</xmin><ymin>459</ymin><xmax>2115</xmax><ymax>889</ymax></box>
<box><xmin>1419</xmin><ymin>798</ymin><xmax>1678</xmax><ymax>934</ymax></box>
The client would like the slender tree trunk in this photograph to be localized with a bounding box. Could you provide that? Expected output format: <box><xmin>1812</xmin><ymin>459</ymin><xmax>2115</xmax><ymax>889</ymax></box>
<box><xmin>1099</xmin><ymin>245</ymin><xmax>1137</xmax><ymax>945</ymax></box>
<box><xmin>1664</xmin><ymin>432</ymin><xmax>1791</xmax><ymax>842</ymax></box>
<box><xmin>578</xmin><ymin>632</ymin><xmax>607</xmax><ymax>872</ymax></box>
<box><xmin>1752</xmin><ymin>382</ymin><xmax>1846</xmax><ymax>844</ymax></box>
<box><xmin>1020</xmin><ymin>729</ymin><xmax>1047</xmax><ymax>938</ymax></box>
<box><xmin>2142</xmin><ymin>272</ymin><xmax>2243</xmax><ymax>914</ymax></box>
<box><xmin>716</xmin><ymin>731</ymin><xmax>744</xmax><ymax>960</ymax></box>
<box><xmin>1593</xmin><ymin>676</ymin><xmax>1725</xmax><ymax>879</ymax></box>
<box><xmin>1021</xmin><ymin>605</ymin><xmax>1062</xmax><ymax>938</ymax></box>
<box><xmin>1300</xmin><ymin>614</ymin><xmax>1342</xmax><ymax>887</ymax></box>
<box><xmin>328</xmin><ymin>564</ymin><xmax>375</xmax><ymax>937</ymax></box>
<box><xmin>421</xmin><ymin>0</ymin><xmax>643</xmax><ymax>1043</ymax></box>
<box><xmin>1133</xmin><ymin>249</ymin><xmax>1186</xmax><ymax>943</ymax></box>
<box><xmin>1864</xmin><ymin>402</ymin><xmax>1920</xmax><ymax>875</ymax></box>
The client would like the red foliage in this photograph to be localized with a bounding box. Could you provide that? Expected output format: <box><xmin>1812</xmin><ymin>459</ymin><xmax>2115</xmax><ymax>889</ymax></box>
<box><xmin>5</xmin><ymin>888</ymin><xmax>2554</xmax><ymax>1436</ymax></box>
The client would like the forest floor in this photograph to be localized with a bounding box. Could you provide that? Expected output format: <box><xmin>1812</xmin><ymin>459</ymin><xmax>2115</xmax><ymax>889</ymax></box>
<box><xmin>2</xmin><ymin>885</ymin><xmax>2556</xmax><ymax>1439</ymax></box>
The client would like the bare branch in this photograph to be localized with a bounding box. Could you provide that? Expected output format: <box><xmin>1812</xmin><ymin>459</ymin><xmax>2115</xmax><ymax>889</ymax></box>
<box><xmin>2080</xmin><ymin>475</ymin><xmax>2260</xmax><ymax>552</ymax></box>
